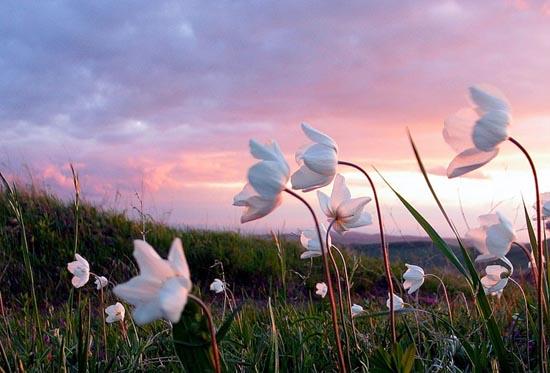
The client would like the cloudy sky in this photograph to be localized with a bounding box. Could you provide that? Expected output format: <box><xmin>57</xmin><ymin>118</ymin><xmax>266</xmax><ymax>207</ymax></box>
<box><xmin>2</xmin><ymin>0</ymin><xmax>550</xmax><ymax>238</ymax></box>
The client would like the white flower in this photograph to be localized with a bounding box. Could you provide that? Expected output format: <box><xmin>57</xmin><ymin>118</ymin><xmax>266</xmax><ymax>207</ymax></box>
<box><xmin>402</xmin><ymin>264</ymin><xmax>425</xmax><ymax>294</ymax></box>
<box><xmin>443</xmin><ymin>85</ymin><xmax>511</xmax><ymax>178</ymax></box>
<box><xmin>481</xmin><ymin>265</ymin><xmax>510</xmax><ymax>295</ymax></box>
<box><xmin>105</xmin><ymin>302</ymin><xmax>125</xmax><ymax>323</ymax></box>
<box><xmin>233</xmin><ymin>183</ymin><xmax>282</xmax><ymax>223</ymax></box>
<box><xmin>317</xmin><ymin>174</ymin><xmax>372</xmax><ymax>234</ymax></box>
<box><xmin>386</xmin><ymin>293</ymin><xmax>405</xmax><ymax>311</ymax></box>
<box><xmin>95</xmin><ymin>276</ymin><xmax>108</xmax><ymax>290</ymax></box>
<box><xmin>234</xmin><ymin>140</ymin><xmax>289</xmax><ymax>223</ymax></box>
<box><xmin>67</xmin><ymin>254</ymin><xmax>90</xmax><ymax>288</ymax></box>
<box><xmin>291</xmin><ymin>123</ymin><xmax>338</xmax><ymax>192</ymax></box>
<box><xmin>247</xmin><ymin>139</ymin><xmax>290</xmax><ymax>199</ymax></box>
<box><xmin>351</xmin><ymin>304</ymin><xmax>364</xmax><ymax>317</ymax></box>
<box><xmin>315</xmin><ymin>282</ymin><xmax>328</xmax><ymax>298</ymax></box>
<box><xmin>209</xmin><ymin>278</ymin><xmax>225</xmax><ymax>294</ymax></box>
<box><xmin>113</xmin><ymin>238</ymin><xmax>192</xmax><ymax>325</ymax></box>
<box><xmin>300</xmin><ymin>224</ymin><xmax>330</xmax><ymax>259</ymax></box>
<box><xmin>466</xmin><ymin>212</ymin><xmax>516</xmax><ymax>265</ymax></box>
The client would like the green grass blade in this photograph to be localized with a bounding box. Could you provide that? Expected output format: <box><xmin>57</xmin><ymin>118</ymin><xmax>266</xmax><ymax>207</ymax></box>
<box><xmin>377</xmin><ymin>174</ymin><xmax>469</xmax><ymax>279</ymax></box>
<box><xmin>397</xmin><ymin>131</ymin><xmax>519</xmax><ymax>371</ymax></box>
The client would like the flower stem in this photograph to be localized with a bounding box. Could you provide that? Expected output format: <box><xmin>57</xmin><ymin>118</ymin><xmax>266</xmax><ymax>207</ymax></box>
<box><xmin>338</xmin><ymin>161</ymin><xmax>397</xmax><ymax>344</ymax></box>
<box><xmin>331</xmin><ymin>244</ymin><xmax>361</xmax><ymax>351</ymax></box>
<box><xmin>326</xmin><ymin>220</ymin><xmax>352</xmax><ymax>368</ymax></box>
<box><xmin>188</xmin><ymin>294</ymin><xmax>221</xmax><ymax>373</ymax></box>
<box><xmin>510</xmin><ymin>278</ymin><xmax>531</xmax><ymax>370</ymax></box>
<box><xmin>426</xmin><ymin>274</ymin><xmax>453</xmax><ymax>326</ymax></box>
<box><xmin>284</xmin><ymin>188</ymin><xmax>347</xmax><ymax>372</ymax></box>
<box><xmin>508</xmin><ymin>136</ymin><xmax>546</xmax><ymax>372</ymax></box>
<box><xmin>99</xmin><ymin>286</ymin><xmax>108</xmax><ymax>361</ymax></box>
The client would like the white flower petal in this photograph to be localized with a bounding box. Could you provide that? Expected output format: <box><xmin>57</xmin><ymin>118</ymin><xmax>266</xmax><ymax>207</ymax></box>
<box><xmin>472</xmin><ymin>111</ymin><xmax>510</xmax><ymax>152</ymax></box>
<box><xmin>478</xmin><ymin>213</ymin><xmax>500</xmax><ymax>226</ymax></box>
<box><xmin>447</xmin><ymin>148</ymin><xmax>499</xmax><ymax>178</ymax></box>
<box><xmin>248</xmin><ymin>161</ymin><xmax>288</xmax><ymax>198</ymax></box>
<box><xmin>233</xmin><ymin>184</ymin><xmax>256</xmax><ymax>206</ymax></box>
<box><xmin>469</xmin><ymin>85</ymin><xmax>510</xmax><ymax>114</ymax></box>
<box><xmin>159</xmin><ymin>277</ymin><xmax>189</xmax><ymax>323</ymax></box>
<box><xmin>443</xmin><ymin>108</ymin><xmax>478</xmax><ymax>153</ymax></box>
<box><xmin>386</xmin><ymin>293</ymin><xmax>404</xmax><ymax>311</ymax></box>
<box><xmin>315</xmin><ymin>282</ymin><xmax>328</xmax><ymax>298</ymax></box>
<box><xmin>168</xmin><ymin>238</ymin><xmax>190</xmax><ymax>280</ymax></box>
<box><xmin>300</xmin><ymin>250</ymin><xmax>322</xmax><ymax>259</ymax></box>
<box><xmin>291</xmin><ymin>165</ymin><xmax>333</xmax><ymax>192</ymax></box>
<box><xmin>133</xmin><ymin>240</ymin><xmax>174</xmax><ymax>281</ymax></box>
<box><xmin>132</xmin><ymin>302</ymin><xmax>164</xmax><ymax>326</ymax></box>
<box><xmin>344</xmin><ymin>211</ymin><xmax>372</xmax><ymax>228</ymax></box>
<box><xmin>249</xmin><ymin>139</ymin><xmax>279</xmax><ymax>161</ymax></box>
<box><xmin>71</xmin><ymin>273</ymin><xmax>89</xmax><ymax>288</ymax></box>
<box><xmin>317</xmin><ymin>191</ymin><xmax>332</xmax><ymax>217</ymax></box>
<box><xmin>302</xmin><ymin>144</ymin><xmax>338</xmax><ymax>177</ymax></box>
<box><xmin>338</xmin><ymin>197</ymin><xmax>371</xmax><ymax>223</ymax></box>
<box><xmin>351</xmin><ymin>304</ymin><xmax>364</xmax><ymax>316</ymax></box>
<box><xmin>240</xmin><ymin>194</ymin><xmax>282</xmax><ymax>223</ymax></box>
<box><xmin>330</xmin><ymin>174</ymin><xmax>352</xmax><ymax>212</ymax></box>
<box><xmin>301</xmin><ymin>123</ymin><xmax>337</xmax><ymax>150</ymax></box>
<box><xmin>466</xmin><ymin>226</ymin><xmax>490</xmax><ymax>258</ymax></box>
<box><xmin>113</xmin><ymin>276</ymin><xmax>161</xmax><ymax>305</ymax></box>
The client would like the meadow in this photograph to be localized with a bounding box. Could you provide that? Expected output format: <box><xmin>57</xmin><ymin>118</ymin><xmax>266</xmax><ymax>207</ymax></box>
<box><xmin>1</xmin><ymin>86</ymin><xmax>549</xmax><ymax>372</ymax></box>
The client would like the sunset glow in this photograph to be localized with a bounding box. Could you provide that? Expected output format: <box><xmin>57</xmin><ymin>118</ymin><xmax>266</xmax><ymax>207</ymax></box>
<box><xmin>2</xmin><ymin>1</ymin><xmax>550</xmax><ymax>237</ymax></box>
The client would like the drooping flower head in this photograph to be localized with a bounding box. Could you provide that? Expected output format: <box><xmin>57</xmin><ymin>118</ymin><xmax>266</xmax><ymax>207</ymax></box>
<box><xmin>351</xmin><ymin>304</ymin><xmax>364</xmax><ymax>317</ymax></box>
<box><xmin>234</xmin><ymin>140</ymin><xmax>290</xmax><ymax>223</ymax></box>
<box><xmin>315</xmin><ymin>282</ymin><xmax>328</xmax><ymax>298</ymax></box>
<box><xmin>299</xmin><ymin>224</ymin><xmax>330</xmax><ymax>259</ymax></box>
<box><xmin>291</xmin><ymin>123</ymin><xmax>338</xmax><ymax>192</ymax></box>
<box><xmin>113</xmin><ymin>239</ymin><xmax>192</xmax><ymax>325</ymax></box>
<box><xmin>233</xmin><ymin>184</ymin><xmax>283</xmax><ymax>223</ymax></box>
<box><xmin>67</xmin><ymin>254</ymin><xmax>90</xmax><ymax>288</ymax></box>
<box><xmin>317</xmin><ymin>174</ymin><xmax>372</xmax><ymax>234</ymax></box>
<box><xmin>386</xmin><ymin>293</ymin><xmax>405</xmax><ymax>311</ymax></box>
<box><xmin>209</xmin><ymin>278</ymin><xmax>225</xmax><ymax>294</ymax></box>
<box><xmin>466</xmin><ymin>212</ymin><xmax>516</xmax><ymax>266</ymax></box>
<box><xmin>481</xmin><ymin>265</ymin><xmax>510</xmax><ymax>296</ymax></box>
<box><xmin>443</xmin><ymin>85</ymin><xmax>511</xmax><ymax>178</ymax></box>
<box><xmin>105</xmin><ymin>302</ymin><xmax>125</xmax><ymax>323</ymax></box>
<box><xmin>95</xmin><ymin>276</ymin><xmax>108</xmax><ymax>290</ymax></box>
<box><xmin>402</xmin><ymin>264</ymin><xmax>425</xmax><ymax>294</ymax></box>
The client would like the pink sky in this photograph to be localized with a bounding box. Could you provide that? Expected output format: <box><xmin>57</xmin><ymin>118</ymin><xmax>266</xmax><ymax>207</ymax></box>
<box><xmin>2</xmin><ymin>0</ymin><xmax>550</xmax><ymax>238</ymax></box>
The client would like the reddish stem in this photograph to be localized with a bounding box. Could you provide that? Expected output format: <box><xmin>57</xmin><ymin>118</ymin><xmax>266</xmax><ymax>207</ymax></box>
<box><xmin>189</xmin><ymin>294</ymin><xmax>221</xmax><ymax>373</ymax></box>
<box><xmin>285</xmin><ymin>189</ymin><xmax>347</xmax><ymax>372</ymax></box>
<box><xmin>508</xmin><ymin>136</ymin><xmax>546</xmax><ymax>371</ymax></box>
<box><xmin>337</xmin><ymin>161</ymin><xmax>397</xmax><ymax>344</ymax></box>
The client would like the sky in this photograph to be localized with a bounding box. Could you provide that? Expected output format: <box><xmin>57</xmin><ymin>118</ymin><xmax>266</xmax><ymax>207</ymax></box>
<box><xmin>2</xmin><ymin>0</ymin><xmax>550</xmax><ymax>239</ymax></box>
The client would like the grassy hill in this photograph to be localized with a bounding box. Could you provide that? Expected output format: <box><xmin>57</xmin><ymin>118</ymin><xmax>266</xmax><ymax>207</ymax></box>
<box><xmin>0</xmin><ymin>186</ymin><xmax>478</xmax><ymax>311</ymax></box>
<box><xmin>0</xmin><ymin>185</ymin><xmax>540</xmax><ymax>371</ymax></box>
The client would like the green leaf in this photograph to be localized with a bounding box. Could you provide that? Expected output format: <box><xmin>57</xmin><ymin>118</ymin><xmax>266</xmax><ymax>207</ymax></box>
<box><xmin>172</xmin><ymin>300</ymin><xmax>216</xmax><ymax>373</ymax></box>
<box><xmin>380</xmin><ymin>131</ymin><xmax>521</xmax><ymax>372</ymax></box>
<box><xmin>380</xmin><ymin>181</ymin><xmax>469</xmax><ymax>280</ymax></box>
<box><xmin>216</xmin><ymin>303</ymin><xmax>243</xmax><ymax>342</ymax></box>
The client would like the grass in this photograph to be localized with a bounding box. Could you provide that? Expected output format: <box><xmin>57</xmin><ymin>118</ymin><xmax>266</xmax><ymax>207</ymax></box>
<box><xmin>0</xmin><ymin>186</ymin><xmax>540</xmax><ymax>371</ymax></box>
